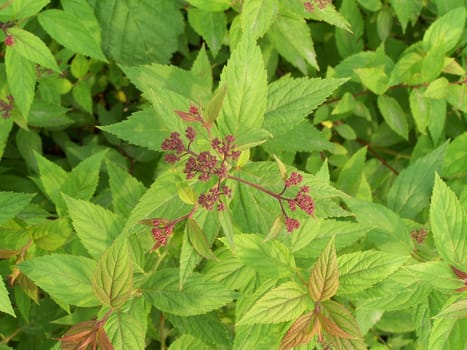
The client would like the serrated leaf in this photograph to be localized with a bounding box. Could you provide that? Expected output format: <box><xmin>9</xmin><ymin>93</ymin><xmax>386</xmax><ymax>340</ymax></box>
<box><xmin>64</xmin><ymin>195</ymin><xmax>125</xmax><ymax>259</ymax></box>
<box><xmin>434</xmin><ymin>298</ymin><xmax>467</xmax><ymax>319</ymax></box>
<box><xmin>267</xmin><ymin>16</ymin><xmax>318</xmax><ymax>73</ymax></box>
<box><xmin>423</xmin><ymin>7</ymin><xmax>466</xmax><ymax>53</ymax></box>
<box><xmin>387</xmin><ymin>143</ymin><xmax>447</xmax><ymax>219</ymax></box>
<box><xmin>336</xmin><ymin>147</ymin><xmax>367</xmax><ymax>197</ymax></box>
<box><xmin>142</xmin><ymin>268</ymin><xmax>234</xmax><ymax>316</ymax></box>
<box><xmin>264</xmin><ymin>76</ymin><xmax>348</xmax><ymax>136</ymax></box>
<box><xmin>106</xmin><ymin>161</ymin><xmax>146</xmax><ymax>217</ymax></box>
<box><xmin>389</xmin><ymin>0</ymin><xmax>423</xmax><ymax>33</ymax></box>
<box><xmin>217</xmin><ymin>36</ymin><xmax>267</xmax><ymax>139</ymax></box>
<box><xmin>0</xmin><ymin>191</ymin><xmax>35</xmax><ymax>225</ymax></box>
<box><xmin>105</xmin><ymin>310</ymin><xmax>145</xmax><ymax>350</ymax></box>
<box><xmin>238</xmin><ymin>281</ymin><xmax>309</xmax><ymax>325</ymax></box>
<box><xmin>308</xmin><ymin>236</ymin><xmax>338</xmax><ymax>302</ymax></box>
<box><xmin>94</xmin><ymin>0</ymin><xmax>183</xmax><ymax>65</ymax></box>
<box><xmin>29</xmin><ymin>217</ymin><xmax>73</xmax><ymax>251</ymax></box>
<box><xmin>92</xmin><ymin>236</ymin><xmax>133</xmax><ymax>308</ymax></box>
<box><xmin>188</xmin><ymin>8</ymin><xmax>226</xmax><ymax>57</ymax></box>
<box><xmin>0</xmin><ymin>277</ymin><xmax>15</xmax><ymax>317</ymax></box>
<box><xmin>428</xmin><ymin>316</ymin><xmax>458</xmax><ymax>348</ymax></box>
<box><xmin>354</xmin><ymin>66</ymin><xmax>388</xmax><ymax>95</ymax></box>
<box><xmin>5</xmin><ymin>47</ymin><xmax>36</xmax><ymax>119</ymax></box>
<box><xmin>0</xmin><ymin>0</ymin><xmax>50</xmax><ymax>21</ymax></box>
<box><xmin>279</xmin><ymin>312</ymin><xmax>316</xmax><ymax>350</ymax></box>
<box><xmin>18</xmin><ymin>254</ymin><xmax>99</xmax><ymax>307</ymax></box>
<box><xmin>8</xmin><ymin>27</ymin><xmax>60</xmax><ymax>72</ymax></box>
<box><xmin>345</xmin><ymin>198</ymin><xmax>414</xmax><ymax>254</ymax></box>
<box><xmin>241</xmin><ymin>0</ymin><xmax>278</xmax><ymax>39</ymax></box>
<box><xmin>38</xmin><ymin>9</ymin><xmax>106</xmax><ymax>61</ymax></box>
<box><xmin>232</xmin><ymin>234</ymin><xmax>295</xmax><ymax>279</ymax></box>
<box><xmin>187</xmin><ymin>218</ymin><xmax>216</xmax><ymax>260</ymax></box>
<box><xmin>185</xmin><ymin>0</ymin><xmax>231</xmax><ymax>11</ymax></box>
<box><xmin>443</xmin><ymin>132</ymin><xmax>467</xmax><ymax>178</ymax></box>
<box><xmin>430</xmin><ymin>174</ymin><xmax>466</xmax><ymax>266</ymax></box>
<box><xmin>377</xmin><ymin>95</ymin><xmax>409</xmax><ymax>140</ymax></box>
<box><xmin>337</xmin><ymin>251</ymin><xmax>409</xmax><ymax>295</ymax></box>
<box><xmin>0</xmin><ymin>120</ymin><xmax>13</xmax><ymax>160</ymax></box>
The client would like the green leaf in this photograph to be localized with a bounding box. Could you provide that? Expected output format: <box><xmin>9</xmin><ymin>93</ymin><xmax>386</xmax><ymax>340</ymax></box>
<box><xmin>335</xmin><ymin>0</ymin><xmax>364</xmax><ymax>58</ymax></box>
<box><xmin>0</xmin><ymin>0</ymin><xmax>49</xmax><ymax>21</ymax></box>
<box><xmin>0</xmin><ymin>277</ymin><xmax>15</xmax><ymax>317</ymax></box>
<box><xmin>430</xmin><ymin>174</ymin><xmax>466</xmax><ymax>267</ymax></box>
<box><xmin>99</xmin><ymin>107</ymin><xmax>168</xmax><ymax>152</ymax></box>
<box><xmin>187</xmin><ymin>218</ymin><xmax>216</xmax><ymax>260</ymax></box>
<box><xmin>106</xmin><ymin>161</ymin><xmax>146</xmax><ymax>217</ymax></box>
<box><xmin>308</xmin><ymin>236</ymin><xmax>339</xmax><ymax>302</ymax></box>
<box><xmin>389</xmin><ymin>0</ymin><xmax>423</xmax><ymax>33</ymax></box>
<box><xmin>72</xmin><ymin>80</ymin><xmax>92</xmax><ymax>113</ymax></box>
<box><xmin>423</xmin><ymin>7</ymin><xmax>466</xmax><ymax>53</ymax></box>
<box><xmin>166</xmin><ymin>312</ymin><xmax>233</xmax><ymax>347</ymax></box>
<box><xmin>238</xmin><ymin>282</ymin><xmax>309</xmax><ymax>325</ymax></box>
<box><xmin>168</xmin><ymin>335</ymin><xmax>211</xmax><ymax>350</ymax></box>
<box><xmin>64</xmin><ymin>195</ymin><xmax>125</xmax><ymax>259</ymax></box>
<box><xmin>231</xmin><ymin>234</ymin><xmax>295</xmax><ymax>279</ymax></box>
<box><xmin>8</xmin><ymin>27</ymin><xmax>60</xmax><ymax>72</ymax></box>
<box><xmin>142</xmin><ymin>268</ymin><xmax>234</xmax><ymax>316</ymax></box>
<box><xmin>434</xmin><ymin>298</ymin><xmax>467</xmax><ymax>320</ymax></box>
<box><xmin>264</xmin><ymin>76</ymin><xmax>348</xmax><ymax>136</ymax></box>
<box><xmin>354</xmin><ymin>66</ymin><xmax>388</xmax><ymax>95</ymax></box>
<box><xmin>0</xmin><ymin>120</ymin><xmax>13</xmax><ymax>160</ymax></box>
<box><xmin>38</xmin><ymin>9</ymin><xmax>107</xmax><ymax>61</ymax></box>
<box><xmin>346</xmin><ymin>198</ymin><xmax>414</xmax><ymax>254</ymax></box>
<box><xmin>19</xmin><ymin>254</ymin><xmax>99</xmax><ymax>307</ymax></box>
<box><xmin>5</xmin><ymin>47</ymin><xmax>36</xmax><ymax>119</ymax></box>
<box><xmin>105</xmin><ymin>310</ymin><xmax>146</xmax><ymax>350</ymax></box>
<box><xmin>405</xmin><ymin>262</ymin><xmax>464</xmax><ymax>292</ymax></box>
<box><xmin>0</xmin><ymin>191</ymin><xmax>34</xmax><ymax>225</ymax></box>
<box><xmin>188</xmin><ymin>9</ymin><xmax>226</xmax><ymax>57</ymax></box>
<box><xmin>421</xmin><ymin>42</ymin><xmax>444</xmax><ymax>82</ymax></box>
<box><xmin>28</xmin><ymin>100</ymin><xmax>72</xmax><ymax>128</ymax></box>
<box><xmin>336</xmin><ymin>147</ymin><xmax>367</xmax><ymax>197</ymax></box>
<box><xmin>61</xmin><ymin>150</ymin><xmax>106</xmax><ymax>201</ymax></box>
<box><xmin>94</xmin><ymin>0</ymin><xmax>183</xmax><ymax>65</ymax></box>
<box><xmin>29</xmin><ymin>217</ymin><xmax>73</xmax><ymax>251</ymax></box>
<box><xmin>446</xmin><ymin>84</ymin><xmax>467</xmax><ymax>113</ymax></box>
<box><xmin>241</xmin><ymin>0</ymin><xmax>278</xmax><ymax>39</ymax></box>
<box><xmin>337</xmin><ymin>251</ymin><xmax>409</xmax><ymax>295</ymax></box>
<box><xmin>185</xmin><ymin>0</ymin><xmax>231</xmax><ymax>11</ymax></box>
<box><xmin>443</xmin><ymin>132</ymin><xmax>467</xmax><ymax>178</ymax></box>
<box><xmin>387</xmin><ymin>143</ymin><xmax>447</xmax><ymax>219</ymax></box>
<box><xmin>377</xmin><ymin>95</ymin><xmax>409</xmax><ymax>140</ymax></box>
<box><xmin>205</xmin><ymin>84</ymin><xmax>227</xmax><ymax>124</ymax></box>
<box><xmin>428</xmin><ymin>316</ymin><xmax>458</xmax><ymax>348</ymax></box>
<box><xmin>16</xmin><ymin>129</ymin><xmax>42</xmax><ymax>171</ymax></box>
<box><xmin>217</xmin><ymin>36</ymin><xmax>267</xmax><ymax>138</ymax></box>
<box><xmin>92</xmin><ymin>236</ymin><xmax>133</xmax><ymax>308</ymax></box>
<box><xmin>424</xmin><ymin>77</ymin><xmax>449</xmax><ymax>99</ymax></box>
<box><xmin>121</xmin><ymin>63</ymin><xmax>211</xmax><ymax>104</ymax></box>
<box><xmin>267</xmin><ymin>16</ymin><xmax>318</xmax><ymax>73</ymax></box>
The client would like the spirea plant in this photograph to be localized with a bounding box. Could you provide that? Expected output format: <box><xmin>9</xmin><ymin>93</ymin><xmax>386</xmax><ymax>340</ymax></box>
<box><xmin>0</xmin><ymin>0</ymin><xmax>466</xmax><ymax>349</ymax></box>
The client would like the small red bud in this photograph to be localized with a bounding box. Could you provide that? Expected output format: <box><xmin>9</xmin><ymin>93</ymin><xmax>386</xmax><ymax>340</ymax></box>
<box><xmin>4</xmin><ymin>35</ymin><xmax>14</xmax><ymax>46</ymax></box>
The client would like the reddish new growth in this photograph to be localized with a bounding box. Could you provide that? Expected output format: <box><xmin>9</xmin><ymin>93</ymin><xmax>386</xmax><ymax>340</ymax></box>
<box><xmin>282</xmin><ymin>173</ymin><xmax>315</xmax><ymax>231</ymax></box>
<box><xmin>4</xmin><ymin>34</ymin><xmax>14</xmax><ymax>46</ymax></box>
<box><xmin>0</xmin><ymin>95</ymin><xmax>14</xmax><ymax>119</ymax></box>
<box><xmin>304</xmin><ymin>0</ymin><xmax>332</xmax><ymax>12</ymax></box>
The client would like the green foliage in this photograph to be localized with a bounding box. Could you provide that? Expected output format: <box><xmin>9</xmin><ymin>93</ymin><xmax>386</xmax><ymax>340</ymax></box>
<box><xmin>0</xmin><ymin>1</ymin><xmax>466</xmax><ymax>349</ymax></box>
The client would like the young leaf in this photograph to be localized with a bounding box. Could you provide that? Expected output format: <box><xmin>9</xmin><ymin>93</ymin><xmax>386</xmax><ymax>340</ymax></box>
<box><xmin>38</xmin><ymin>9</ymin><xmax>107</xmax><ymax>61</ymax></box>
<box><xmin>0</xmin><ymin>0</ymin><xmax>50</xmax><ymax>21</ymax></box>
<box><xmin>187</xmin><ymin>8</ymin><xmax>226</xmax><ymax>57</ymax></box>
<box><xmin>8</xmin><ymin>27</ymin><xmax>60</xmax><ymax>72</ymax></box>
<box><xmin>187</xmin><ymin>218</ymin><xmax>217</xmax><ymax>260</ymax></box>
<box><xmin>5</xmin><ymin>48</ymin><xmax>36</xmax><ymax>119</ymax></box>
<box><xmin>387</xmin><ymin>143</ymin><xmax>447</xmax><ymax>219</ymax></box>
<box><xmin>205</xmin><ymin>84</ymin><xmax>227</xmax><ymax>124</ymax></box>
<box><xmin>92</xmin><ymin>236</ymin><xmax>133</xmax><ymax>308</ymax></box>
<box><xmin>430</xmin><ymin>174</ymin><xmax>466</xmax><ymax>267</ymax></box>
<box><xmin>218</xmin><ymin>206</ymin><xmax>235</xmax><ymax>252</ymax></box>
<box><xmin>433</xmin><ymin>298</ymin><xmax>467</xmax><ymax>320</ymax></box>
<box><xmin>0</xmin><ymin>120</ymin><xmax>13</xmax><ymax>160</ymax></box>
<box><xmin>354</xmin><ymin>66</ymin><xmax>388</xmax><ymax>95</ymax></box>
<box><xmin>423</xmin><ymin>7</ymin><xmax>466</xmax><ymax>53</ymax></box>
<box><xmin>18</xmin><ymin>254</ymin><xmax>99</xmax><ymax>307</ymax></box>
<box><xmin>279</xmin><ymin>312</ymin><xmax>316</xmax><ymax>350</ymax></box>
<box><xmin>0</xmin><ymin>191</ymin><xmax>35</xmax><ymax>225</ymax></box>
<box><xmin>336</xmin><ymin>147</ymin><xmax>367</xmax><ymax>197</ymax></box>
<box><xmin>142</xmin><ymin>268</ymin><xmax>234</xmax><ymax>316</ymax></box>
<box><xmin>64</xmin><ymin>195</ymin><xmax>125</xmax><ymax>259</ymax></box>
<box><xmin>377</xmin><ymin>95</ymin><xmax>409</xmax><ymax>140</ymax></box>
<box><xmin>237</xmin><ymin>281</ymin><xmax>309</xmax><ymax>326</ymax></box>
<box><xmin>308</xmin><ymin>236</ymin><xmax>339</xmax><ymax>302</ymax></box>
<box><xmin>105</xmin><ymin>310</ymin><xmax>145</xmax><ymax>350</ymax></box>
<box><xmin>232</xmin><ymin>234</ymin><xmax>296</xmax><ymax>279</ymax></box>
<box><xmin>29</xmin><ymin>217</ymin><xmax>73</xmax><ymax>251</ymax></box>
<box><xmin>0</xmin><ymin>277</ymin><xmax>15</xmax><ymax>317</ymax></box>
<box><xmin>337</xmin><ymin>251</ymin><xmax>409</xmax><ymax>295</ymax></box>
<box><xmin>217</xmin><ymin>36</ymin><xmax>267</xmax><ymax>138</ymax></box>
<box><xmin>241</xmin><ymin>0</ymin><xmax>279</xmax><ymax>39</ymax></box>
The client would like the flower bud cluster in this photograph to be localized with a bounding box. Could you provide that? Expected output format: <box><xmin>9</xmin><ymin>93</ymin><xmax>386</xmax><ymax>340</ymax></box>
<box><xmin>0</xmin><ymin>95</ymin><xmax>14</xmax><ymax>119</ymax></box>
<box><xmin>304</xmin><ymin>0</ymin><xmax>332</xmax><ymax>12</ymax></box>
<box><xmin>283</xmin><ymin>172</ymin><xmax>315</xmax><ymax>232</ymax></box>
<box><xmin>150</xmin><ymin>219</ymin><xmax>175</xmax><ymax>250</ymax></box>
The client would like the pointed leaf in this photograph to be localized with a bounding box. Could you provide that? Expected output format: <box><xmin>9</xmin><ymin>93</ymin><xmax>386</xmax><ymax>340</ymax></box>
<box><xmin>0</xmin><ymin>277</ymin><xmax>15</xmax><ymax>317</ymax></box>
<box><xmin>92</xmin><ymin>236</ymin><xmax>133</xmax><ymax>308</ymax></box>
<box><xmin>430</xmin><ymin>174</ymin><xmax>466</xmax><ymax>266</ymax></box>
<box><xmin>423</xmin><ymin>7</ymin><xmax>466</xmax><ymax>53</ymax></box>
<box><xmin>0</xmin><ymin>191</ymin><xmax>35</xmax><ymax>225</ymax></box>
<box><xmin>18</xmin><ymin>254</ymin><xmax>99</xmax><ymax>307</ymax></box>
<box><xmin>336</xmin><ymin>147</ymin><xmax>367</xmax><ymax>197</ymax></box>
<box><xmin>0</xmin><ymin>0</ymin><xmax>50</xmax><ymax>21</ymax></box>
<box><xmin>105</xmin><ymin>310</ymin><xmax>145</xmax><ymax>350</ymax></box>
<box><xmin>29</xmin><ymin>217</ymin><xmax>73</xmax><ymax>251</ymax></box>
<box><xmin>187</xmin><ymin>8</ymin><xmax>226</xmax><ymax>57</ymax></box>
<box><xmin>308</xmin><ymin>236</ymin><xmax>339</xmax><ymax>302</ymax></box>
<box><xmin>238</xmin><ymin>281</ymin><xmax>309</xmax><ymax>325</ymax></box>
<box><xmin>434</xmin><ymin>298</ymin><xmax>467</xmax><ymax>320</ymax></box>
<box><xmin>377</xmin><ymin>95</ymin><xmax>409</xmax><ymax>140</ymax></box>
<box><xmin>142</xmin><ymin>268</ymin><xmax>234</xmax><ymax>316</ymax></box>
<box><xmin>187</xmin><ymin>218</ymin><xmax>217</xmax><ymax>260</ymax></box>
<box><xmin>205</xmin><ymin>84</ymin><xmax>227</xmax><ymax>124</ymax></box>
<box><xmin>241</xmin><ymin>0</ymin><xmax>279</xmax><ymax>39</ymax></box>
